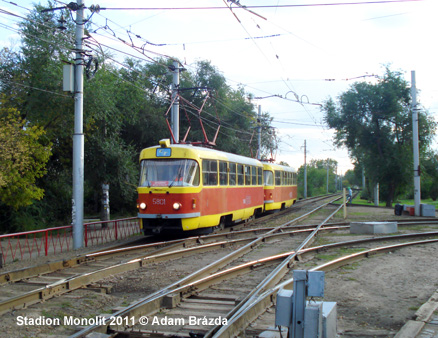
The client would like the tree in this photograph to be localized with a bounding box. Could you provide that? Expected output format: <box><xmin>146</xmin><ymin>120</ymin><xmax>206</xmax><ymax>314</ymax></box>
<box><xmin>420</xmin><ymin>151</ymin><xmax>438</xmax><ymax>201</ymax></box>
<box><xmin>297</xmin><ymin>158</ymin><xmax>338</xmax><ymax>197</ymax></box>
<box><xmin>0</xmin><ymin>104</ymin><xmax>52</xmax><ymax>209</ymax></box>
<box><xmin>0</xmin><ymin>2</ymin><xmax>276</xmax><ymax>230</ymax></box>
<box><xmin>323</xmin><ymin>68</ymin><xmax>436</xmax><ymax>206</ymax></box>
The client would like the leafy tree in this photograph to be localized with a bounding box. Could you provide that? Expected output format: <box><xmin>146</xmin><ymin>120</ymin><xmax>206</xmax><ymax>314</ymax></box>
<box><xmin>0</xmin><ymin>1</ymin><xmax>276</xmax><ymax>231</ymax></box>
<box><xmin>0</xmin><ymin>104</ymin><xmax>52</xmax><ymax>209</ymax></box>
<box><xmin>420</xmin><ymin>151</ymin><xmax>438</xmax><ymax>201</ymax></box>
<box><xmin>323</xmin><ymin>68</ymin><xmax>436</xmax><ymax>206</ymax></box>
<box><xmin>297</xmin><ymin>158</ymin><xmax>338</xmax><ymax>197</ymax></box>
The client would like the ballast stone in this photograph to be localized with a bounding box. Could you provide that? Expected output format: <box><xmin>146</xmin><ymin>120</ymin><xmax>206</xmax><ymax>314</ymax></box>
<box><xmin>350</xmin><ymin>221</ymin><xmax>398</xmax><ymax>234</ymax></box>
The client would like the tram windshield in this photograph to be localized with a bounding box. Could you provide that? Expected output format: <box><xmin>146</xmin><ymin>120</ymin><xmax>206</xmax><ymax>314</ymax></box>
<box><xmin>263</xmin><ymin>170</ymin><xmax>274</xmax><ymax>186</ymax></box>
<box><xmin>139</xmin><ymin>159</ymin><xmax>200</xmax><ymax>187</ymax></box>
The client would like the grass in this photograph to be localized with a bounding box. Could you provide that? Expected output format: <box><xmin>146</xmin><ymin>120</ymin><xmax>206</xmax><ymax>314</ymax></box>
<box><xmin>334</xmin><ymin>195</ymin><xmax>438</xmax><ymax>208</ymax></box>
<box><xmin>315</xmin><ymin>247</ymin><xmax>363</xmax><ymax>262</ymax></box>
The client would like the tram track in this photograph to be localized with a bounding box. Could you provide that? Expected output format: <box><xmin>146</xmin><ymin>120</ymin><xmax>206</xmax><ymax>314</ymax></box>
<box><xmin>69</xmin><ymin>201</ymin><xmax>438</xmax><ymax>338</ymax></box>
<box><xmin>0</xmin><ymin>194</ymin><xmax>333</xmax><ymax>286</ymax></box>
<box><xmin>0</xmin><ymin>195</ymin><xmax>339</xmax><ymax>316</ymax></box>
<box><xmin>1</xmin><ymin>195</ymin><xmax>437</xmax><ymax>338</ymax></box>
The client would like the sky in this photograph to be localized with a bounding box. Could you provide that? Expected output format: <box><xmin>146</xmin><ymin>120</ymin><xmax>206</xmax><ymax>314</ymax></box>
<box><xmin>1</xmin><ymin>0</ymin><xmax>437</xmax><ymax>175</ymax></box>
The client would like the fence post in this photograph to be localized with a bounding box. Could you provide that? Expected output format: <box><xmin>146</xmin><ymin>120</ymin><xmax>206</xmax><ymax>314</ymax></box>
<box><xmin>84</xmin><ymin>224</ymin><xmax>88</xmax><ymax>247</ymax></box>
<box><xmin>45</xmin><ymin>230</ymin><xmax>48</xmax><ymax>256</ymax></box>
<box><xmin>115</xmin><ymin>220</ymin><xmax>118</xmax><ymax>241</ymax></box>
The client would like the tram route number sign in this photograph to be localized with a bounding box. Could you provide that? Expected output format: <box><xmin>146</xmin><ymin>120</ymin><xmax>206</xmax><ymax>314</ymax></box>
<box><xmin>156</xmin><ymin>148</ymin><xmax>171</xmax><ymax>157</ymax></box>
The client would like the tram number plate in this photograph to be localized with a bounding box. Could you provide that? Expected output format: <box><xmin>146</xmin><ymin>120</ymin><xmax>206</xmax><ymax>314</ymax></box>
<box><xmin>153</xmin><ymin>198</ymin><xmax>166</xmax><ymax>205</ymax></box>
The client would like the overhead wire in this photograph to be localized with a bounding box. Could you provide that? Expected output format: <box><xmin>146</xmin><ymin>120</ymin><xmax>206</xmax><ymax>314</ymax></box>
<box><xmin>88</xmin><ymin>1</ymin><xmax>423</xmax><ymax>11</ymax></box>
<box><xmin>0</xmin><ymin>0</ymin><xmax>394</xmax><ymax>151</ymax></box>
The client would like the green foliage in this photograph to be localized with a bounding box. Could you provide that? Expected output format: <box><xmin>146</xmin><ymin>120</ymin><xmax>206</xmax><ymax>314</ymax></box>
<box><xmin>0</xmin><ymin>2</ymin><xmax>276</xmax><ymax>232</ymax></box>
<box><xmin>297</xmin><ymin>158</ymin><xmax>338</xmax><ymax>197</ymax></box>
<box><xmin>419</xmin><ymin>151</ymin><xmax>438</xmax><ymax>201</ymax></box>
<box><xmin>0</xmin><ymin>104</ymin><xmax>52</xmax><ymax>209</ymax></box>
<box><xmin>323</xmin><ymin>68</ymin><xmax>436</xmax><ymax>206</ymax></box>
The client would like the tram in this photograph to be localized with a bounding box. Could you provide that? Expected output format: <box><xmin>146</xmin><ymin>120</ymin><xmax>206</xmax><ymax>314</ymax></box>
<box><xmin>262</xmin><ymin>162</ymin><xmax>298</xmax><ymax>212</ymax></box>
<box><xmin>137</xmin><ymin>139</ymin><xmax>264</xmax><ymax>235</ymax></box>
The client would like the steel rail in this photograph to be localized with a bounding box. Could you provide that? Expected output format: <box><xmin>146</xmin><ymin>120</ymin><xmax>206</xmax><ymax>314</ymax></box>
<box><xmin>0</xmin><ymin>194</ymin><xmax>338</xmax><ymax>285</ymax></box>
<box><xmin>3</xmin><ymin>218</ymin><xmax>434</xmax><ymax>317</ymax></box>
<box><xmin>0</xmin><ymin>222</ymin><xmax>345</xmax><ymax>316</ymax></box>
<box><xmin>207</xmin><ymin>198</ymin><xmax>346</xmax><ymax>338</ymax></box>
<box><xmin>0</xmin><ymin>239</ymin><xmax>188</xmax><ymax>285</ymax></box>
<box><xmin>70</xmin><ymin>196</ymin><xmax>342</xmax><ymax>337</ymax></box>
<box><xmin>103</xmin><ymin>233</ymin><xmax>438</xmax><ymax>338</ymax></box>
<box><xmin>209</xmin><ymin>237</ymin><xmax>438</xmax><ymax>338</ymax></box>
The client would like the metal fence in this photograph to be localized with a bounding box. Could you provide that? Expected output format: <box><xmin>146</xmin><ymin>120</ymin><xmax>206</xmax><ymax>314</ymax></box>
<box><xmin>0</xmin><ymin>218</ymin><xmax>141</xmax><ymax>266</ymax></box>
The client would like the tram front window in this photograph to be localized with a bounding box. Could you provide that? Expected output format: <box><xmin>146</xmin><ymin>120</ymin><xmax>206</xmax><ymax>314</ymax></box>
<box><xmin>139</xmin><ymin>159</ymin><xmax>200</xmax><ymax>187</ymax></box>
<box><xmin>264</xmin><ymin>170</ymin><xmax>274</xmax><ymax>186</ymax></box>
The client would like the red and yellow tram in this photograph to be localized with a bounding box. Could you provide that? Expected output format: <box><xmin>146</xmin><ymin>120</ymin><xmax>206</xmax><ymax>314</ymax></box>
<box><xmin>137</xmin><ymin>139</ymin><xmax>264</xmax><ymax>235</ymax></box>
<box><xmin>263</xmin><ymin>162</ymin><xmax>298</xmax><ymax>212</ymax></box>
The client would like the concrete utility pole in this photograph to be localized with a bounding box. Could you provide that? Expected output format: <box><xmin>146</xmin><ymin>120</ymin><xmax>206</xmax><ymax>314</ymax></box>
<box><xmin>171</xmin><ymin>61</ymin><xmax>180</xmax><ymax>143</ymax></box>
<box><xmin>411</xmin><ymin>70</ymin><xmax>421</xmax><ymax>216</ymax></box>
<box><xmin>257</xmin><ymin>105</ymin><xmax>262</xmax><ymax>160</ymax></box>
<box><xmin>326</xmin><ymin>160</ymin><xmax>329</xmax><ymax>194</ymax></box>
<box><xmin>72</xmin><ymin>0</ymin><xmax>85</xmax><ymax>249</ymax></box>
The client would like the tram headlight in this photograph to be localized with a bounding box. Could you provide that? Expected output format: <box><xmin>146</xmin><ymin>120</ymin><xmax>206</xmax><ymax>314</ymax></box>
<box><xmin>173</xmin><ymin>202</ymin><xmax>182</xmax><ymax>210</ymax></box>
<box><xmin>139</xmin><ymin>202</ymin><xmax>147</xmax><ymax>210</ymax></box>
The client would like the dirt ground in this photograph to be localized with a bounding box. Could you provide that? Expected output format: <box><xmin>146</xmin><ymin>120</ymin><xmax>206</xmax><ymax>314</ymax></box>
<box><xmin>1</xmin><ymin>204</ymin><xmax>437</xmax><ymax>338</ymax></box>
<box><xmin>310</xmin><ymin>204</ymin><xmax>438</xmax><ymax>337</ymax></box>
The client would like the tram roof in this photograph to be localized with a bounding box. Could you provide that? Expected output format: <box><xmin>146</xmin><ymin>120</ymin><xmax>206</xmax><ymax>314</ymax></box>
<box><xmin>140</xmin><ymin>142</ymin><xmax>263</xmax><ymax>167</ymax></box>
<box><xmin>262</xmin><ymin>162</ymin><xmax>297</xmax><ymax>173</ymax></box>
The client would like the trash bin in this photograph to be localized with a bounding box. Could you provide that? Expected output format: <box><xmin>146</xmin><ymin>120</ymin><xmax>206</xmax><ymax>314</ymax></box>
<box><xmin>394</xmin><ymin>204</ymin><xmax>403</xmax><ymax>216</ymax></box>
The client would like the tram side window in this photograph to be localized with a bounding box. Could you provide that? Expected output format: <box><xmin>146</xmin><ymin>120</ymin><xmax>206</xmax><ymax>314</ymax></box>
<box><xmin>258</xmin><ymin>167</ymin><xmax>263</xmax><ymax>185</ymax></box>
<box><xmin>251</xmin><ymin>166</ymin><xmax>257</xmax><ymax>185</ymax></box>
<box><xmin>275</xmin><ymin>171</ymin><xmax>281</xmax><ymax>186</ymax></box>
<box><xmin>229</xmin><ymin>163</ymin><xmax>237</xmax><ymax>185</ymax></box>
<box><xmin>244</xmin><ymin>166</ymin><xmax>251</xmax><ymax>185</ymax></box>
<box><xmin>237</xmin><ymin>164</ymin><xmax>244</xmax><ymax>185</ymax></box>
<box><xmin>264</xmin><ymin>170</ymin><xmax>274</xmax><ymax>186</ymax></box>
<box><xmin>293</xmin><ymin>172</ymin><xmax>297</xmax><ymax>185</ymax></box>
<box><xmin>219</xmin><ymin>161</ymin><xmax>228</xmax><ymax>186</ymax></box>
<box><xmin>202</xmin><ymin>160</ymin><xmax>218</xmax><ymax>186</ymax></box>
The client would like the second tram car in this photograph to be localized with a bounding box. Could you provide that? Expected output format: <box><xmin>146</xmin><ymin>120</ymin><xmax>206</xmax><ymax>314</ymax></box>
<box><xmin>137</xmin><ymin>139</ymin><xmax>264</xmax><ymax>235</ymax></box>
<box><xmin>263</xmin><ymin>162</ymin><xmax>298</xmax><ymax>212</ymax></box>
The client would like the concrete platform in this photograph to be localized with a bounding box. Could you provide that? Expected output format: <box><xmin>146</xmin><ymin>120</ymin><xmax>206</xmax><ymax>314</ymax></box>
<box><xmin>350</xmin><ymin>222</ymin><xmax>398</xmax><ymax>234</ymax></box>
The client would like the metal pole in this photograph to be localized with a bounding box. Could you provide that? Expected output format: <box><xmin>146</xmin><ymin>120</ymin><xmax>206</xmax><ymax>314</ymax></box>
<box><xmin>326</xmin><ymin>160</ymin><xmax>329</xmax><ymax>194</ymax></box>
<box><xmin>304</xmin><ymin>140</ymin><xmax>307</xmax><ymax>198</ymax></box>
<box><xmin>290</xmin><ymin>270</ymin><xmax>307</xmax><ymax>338</ymax></box>
<box><xmin>257</xmin><ymin>105</ymin><xmax>262</xmax><ymax>160</ymax></box>
<box><xmin>171</xmin><ymin>61</ymin><xmax>180</xmax><ymax>143</ymax></box>
<box><xmin>72</xmin><ymin>0</ymin><xmax>85</xmax><ymax>249</ymax></box>
<box><xmin>411</xmin><ymin>71</ymin><xmax>421</xmax><ymax>216</ymax></box>
<box><xmin>374</xmin><ymin>183</ymin><xmax>379</xmax><ymax>207</ymax></box>
<box><xmin>362</xmin><ymin>166</ymin><xmax>365</xmax><ymax>191</ymax></box>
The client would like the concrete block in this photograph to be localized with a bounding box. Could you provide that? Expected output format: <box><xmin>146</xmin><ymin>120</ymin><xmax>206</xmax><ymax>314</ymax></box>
<box><xmin>421</xmin><ymin>204</ymin><xmax>436</xmax><ymax>217</ymax></box>
<box><xmin>322</xmin><ymin>302</ymin><xmax>337</xmax><ymax>338</ymax></box>
<box><xmin>162</xmin><ymin>292</ymin><xmax>181</xmax><ymax>309</ymax></box>
<box><xmin>304</xmin><ymin>301</ymin><xmax>337</xmax><ymax>338</ymax></box>
<box><xmin>350</xmin><ymin>222</ymin><xmax>398</xmax><ymax>234</ymax></box>
<box><xmin>304</xmin><ymin>302</ymin><xmax>323</xmax><ymax>338</ymax></box>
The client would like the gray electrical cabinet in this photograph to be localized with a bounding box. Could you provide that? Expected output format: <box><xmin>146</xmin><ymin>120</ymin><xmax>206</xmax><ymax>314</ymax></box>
<box><xmin>275</xmin><ymin>270</ymin><xmax>337</xmax><ymax>338</ymax></box>
<box><xmin>275</xmin><ymin>288</ymin><xmax>294</xmax><ymax>327</ymax></box>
